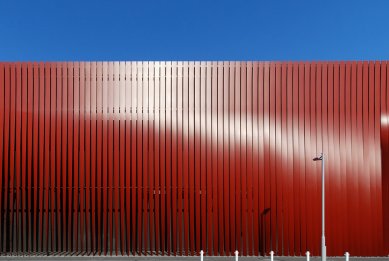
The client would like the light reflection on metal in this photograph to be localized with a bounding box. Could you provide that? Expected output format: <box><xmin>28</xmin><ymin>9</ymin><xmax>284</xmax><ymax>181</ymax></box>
<box><xmin>0</xmin><ymin>61</ymin><xmax>387</xmax><ymax>256</ymax></box>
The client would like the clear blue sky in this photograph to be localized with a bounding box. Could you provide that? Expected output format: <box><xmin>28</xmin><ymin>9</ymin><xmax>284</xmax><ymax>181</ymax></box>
<box><xmin>1</xmin><ymin>0</ymin><xmax>388</xmax><ymax>61</ymax></box>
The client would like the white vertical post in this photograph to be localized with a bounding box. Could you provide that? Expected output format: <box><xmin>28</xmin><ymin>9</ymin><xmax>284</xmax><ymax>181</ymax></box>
<box><xmin>270</xmin><ymin>250</ymin><xmax>274</xmax><ymax>261</ymax></box>
<box><xmin>235</xmin><ymin>250</ymin><xmax>239</xmax><ymax>261</ymax></box>
<box><xmin>306</xmin><ymin>251</ymin><xmax>310</xmax><ymax>261</ymax></box>
<box><xmin>200</xmin><ymin>250</ymin><xmax>204</xmax><ymax>261</ymax></box>
<box><xmin>345</xmin><ymin>252</ymin><xmax>349</xmax><ymax>261</ymax></box>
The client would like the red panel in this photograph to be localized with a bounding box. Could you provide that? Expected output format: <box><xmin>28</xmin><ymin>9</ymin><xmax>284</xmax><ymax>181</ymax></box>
<box><xmin>112</xmin><ymin>62</ymin><xmax>119</xmax><ymax>255</ymax></box>
<box><xmin>200</xmin><ymin>62</ymin><xmax>207</xmax><ymax>253</ymax></box>
<box><xmin>102</xmin><ymin>62</ymin><xmax>109</xmax><ymax>255</ymax></box>
<box><xmin>49</xmin><ymin>63</ymin><xmax>57</xmax><ymax>252</ymax></box>
<box><xmin>90</xmin><ymin>62</ymin><xmax>97</xmax><ymax>253</ymax></box>
<box><xmin>153</xmin><ymin>62</ymin><xmax>161</xmax><ymax>254</ymax></box>
<box><xmin>338</xmin><ymin>62</ymin><xmax>347</xmax><ymax>253</ymax></box>
<box><xmin>55</xmin><ymin>63</ymin><xmax>62</xmax><ymax>252</ymax></box>
<box><xmin>211</xmin><ymin>61</ymin><xmax>218</xmax><ymax>254</ymax></box>
<box><xmin>107</xmin><ymin>62</ymin><xmax>113</xmax><ymax>254</ymax></box>
<box><xmin>246</xmin><ymin>62</ymin><xmax>253</xmax><ymax>255</ymax></box>
<box><xmin>2</xmin><ymin>64</ymin><xmax>10</xmax><ymax>252</ymax></box>
<box><xmin>0</xmin><ymin>62</ymin><xmax>387</xmax><ymax>256</ymax></box>
<box><xmin>96</xmin><ymin>62</ymin><xmax>103</xmax><ymax>254</ymax></box>
<box><xmin>171</xmin><ymin>61</ymin><xmax>178</xmax><ymax>254</ymax></box>
<box><xmin>205</xmin><ymin>61</ymin><xmax>212</xmax><ymax>254</ymax></box>
<box><xmin>166</xmin><ymin>62</ymin><xmax>172</xmax><ymax>255</ymax></box>
<box><xmin>280</xmin><ymin>63</ymin><xmax>288</xmax><ymax>255</ymax></box>
<box><xmin>194</xmin><ymin>62</ymin><xmax>201</xmax><ymax>255</ymax></box>
<box><xmin>0</xmin><ymin>63</ymin><xmax>4</xmax><ymax>251</ymax></box>
<box><xmin>177</xmin><ymin>62</ymin><xmax>184</xmax><ymax>254</ymax></box>
<box><xmin>229</xmin><ymin>62</ymin><xmax>236</xmax><ymax>254</ymax></box>
<box><xmin>216</xmin><ymin>62</ymin><xmax>225</xmax><ymax>255</ymax></box>
<box><xmin>125</xmin><ymin>62</ymin><xmax>132</xmax><ymax>255</ymax></box>
<box><xmin>78</xmin><ymin>62</ymin><xmax>85</xmax><ymax>253</ymax></box>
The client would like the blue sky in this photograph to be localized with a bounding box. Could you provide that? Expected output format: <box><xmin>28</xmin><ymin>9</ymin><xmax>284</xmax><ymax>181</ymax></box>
<box><xmin>0</xmin><ymin>0</ymin><xmax>388</xmax><ymax>61</ymax></box>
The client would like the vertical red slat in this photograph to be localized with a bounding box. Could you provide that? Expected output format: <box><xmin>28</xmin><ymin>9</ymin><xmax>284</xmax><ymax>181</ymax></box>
<box><xmin>43</xmin><ymin>62</ymin><xmax>50</xmax><ymax>252</ymax></box>
<box><xmin>241</xmin><ymin>62</ymin><xmax>248</xmax><ymax>256</ymax></box>
<box><xmin>298</xmin><ymin>63</ymin><xmax>306</xmax><ymax>255</ymax></box>
<box><xmin>102</xmin><ymin>62</ymin><xmax>109</xmax><ymax>255</ymax></box>
<box><xmin>182</xmin><ymin>62</ymin><xmax>189</xmax><ymax>255</ymax></box>
<box><xmin>304</xmin><ymin>62</ymin><xmax>313</xmax><ymax>254</ymax></box>
<box><xmin>124</xmin><ymin>62</ymin><xmax>132</xmax><ymax>255</ymax></box>
<box><xmin>96</xmin><ymin>61</ymin><xmax>103</xmax><ymax>254</ymax></box>
<box><xmin>66</xmin><ymin>62</ymin><xmax>74</xmax><ymax>252</ymax></box>
<box><xmin>177</xmin><ymin>62</ymin><xmax>184</xmax><ymax>255</ymax></box>
<box><xmin>55</xmin><ymin>63</ymin><xmax>62</xmax><ymax>252</ymax></box>
<box><xmin>113</xmin><ymin>62</ymin><xmax>120</xmax><ymax>255</ymax></box>
<box><xmin>246</xmin><ymin>62</ymin><xmax>253</xmax><ymax>255</ymax></box>
<box><xmin>234</xmin><ymin>62</ymin><xmax>241</xmax><ymax>254</ymax></box>
<box><xmin>381</xmin><ymin>62</ymin><xmax>389</xmax><ymax>251</ymax></box>
<box><xmin>73</xmin><ymin>62</ymin><xmax>80</xmax><ymax>253</ymax></box>
<box><xmin>78</xmin><ymin>62</ymin><xmax>85</xmax><ymax>253</ymax></box>
<box><xmin>165</xmin><ymin>62</ymin><xmax>172</xmax><ymax>255</ymax></box>
<box><xmin>29</xmin><ymin>63</ymin><xmax>38</xmax><ymax>252</ymax></box>
<box><xmin>119</xmin><ymin>61</ymin><xmax>126</xmax><ymax>254</ymax></box>
<box><xmin>228</xmin><ymin>62</ymin><xmax>236</xmax><ymax>254</ymax></box>
<box><xmin>171</xmin><ymin>61</ymin><xmax>178</xmax><ymax>255</ymax></box>
<box><xmin>292</xmin><ymin>62</ymin><xmax>300</xmax><ymax>255</ymax></box>
<box><xmin>136</xmin><ymin>61</ymin><xmax>144</xmax><ymax>254</ymax></box>
<box><xmin>286</xmin><ymin>62</ymin><xmax>294</xmax><ymax>255</ymax></box>
<box><xmin>327</xmin><ymin>62</ymin><xmax>336</xmax><ymax>255</ymax></box>
<box><xmin>14</xmin><ymin>63</ymin><xmax>22</xmax><ymax>253</ymax></box>
<box><xmin>350</xmin><ymin>62</ymin><xmax>358</xmax><ymax>253</ymax></box>
<box><xmin>194</xmin><ymin>62</ymin><xmax>201</xmax><ymax>255</ymax></box>
<box><xmin>147</xmin><ymin>62</ymin><xmax>155</xmax><ymax>254</ymax></box>
<box><xmin>269</xmin><ymin>63</ymin><xmax>277</xmax><ymax>254</ymax></box>
<box><xmin>142</xmin><ymin>62</ymin><xmax>150</xmax><ymax>254</ymax></box>
<box><xmin>360</xmin><ymin>61</ymin><xmax>367</xmax><ymax>255</ymax></box>
<box><xmin>131</xmin><ymin>62</ymin><xmax>141</xmax><ymax>254</ymax></box>
<box><xmin>0</xmin><ymin>63</ymin><xmax>4</xmax><ymax>252</ymax></box>
<box><xmin>91</xmin><ymin>62</ymin><xmax>98</xmax><ymax>253</ymax></box>
<box><xmin>49</xmin><ymin>63</ymin><xmax>57</xmax><ymax>252</ymax></box>
<box><xmin>356</xmin><ymin>62</ymin><xmax>363</xmax><ymax>255</ymax></box>
<box><xmin>107</xmin><ymin>62</ymin><xmax>114</xmax><ymax>254</ymax></box>
<box><xmin>280</xmin><ymin>63</ymin><xmax>288</xmax><ymax>255</ymax></box>
<box><xmin>21</xmin><ymin>63</ymin><xmax>28</xmax><ymax>252</ymax></box>
<box><xmin>252</xmin><ymin>62</ymin><xmax>259</xmax><ymax>256</ymax></box>
<box><xmin>364</xmin><ymin>62</ymin><xmax>379</xmax><ymax>255</ymax></box>
<box><xmin>85</xmin><ymin>62</ymin><xmax>92</xmax><ymax>253</ymax></box>
<box><xmin>258</xmin><ymin>63</ymin><xmax>265</xmax><ymax>255</ymax></box>
<box><xmin>188</xmin><ymin>62</ymin><xmax>195</xmax><ymax>255</ymax></box>
<box><xmin>335</xmin><ymin>62</ymin><xmax>349</xmax><ymax>253</ymax></box>
<box><xmin>332</xmin><ymin>63</ymin><xmax>342</xmax><ymax>254</ymax></box>
<box><xmin>275</xmin><ymin>63</ymin><xmax>282</xmax><ymax>254</ymax></box>
<box><xmin>345</xmin><ymin>62</ymin><xmax>354</xmax><ymax>253</ymax></box>
<box><xmin>60</xmin><ymin>63</ymin><xmax>68</xmax><ymax>252</ymax></box>
<box><xmin>263</xmin><ymin>63</ymin><xmax>271</xmax><ymax>254</ymax></box>
<box><xmin>374</xmin><ymin>61</ymin><xmax>383</xmax><ymax>253</ymax></box>
<box><xmin>200</xmin><ymin>62</ymin><xmax>207</xmax><ymax>253</ymax></box>
<box><xmin>315</xmin><ymin>63</ymin><xmax>324</xmax><ymax>256</ymax></box>
<box><xmin>210</xmin><ymin>62</ymin><xmax>218</xmax><ymax>254</ymax></box>
<box><xmin>2</xmin><ymin>64</ymin><xmax>10</xmax><ymax>252</ymax></box>
<box><xmin>204</xmin><ymin>62</ymin><xmax>212</xmax><ymax>254</ymax></box>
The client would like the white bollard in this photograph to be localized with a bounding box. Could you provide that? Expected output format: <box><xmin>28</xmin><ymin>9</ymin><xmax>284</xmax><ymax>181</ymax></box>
<box><xmin>345</xmin><ymin>252</ymin><xmax>349</xmax><ymax>261</ymax></box>
<box><xmin>306</xmin><ymin>251</ymin><xmax>310</xmax><ymax>261</ymax></box>
<box><xmin>200</xmin><ymin>250</ymin><xmax>204</xmax><ymax>261</ymax></box>
<box><xmin>235</xmin><ymin>250</ymin><xmax>239</xmax><ymax>261</ymax></box>
<box><xmin>270</xmin><ymin>250</ymin><xmax>274</xmax><ymax>261</ymax></box>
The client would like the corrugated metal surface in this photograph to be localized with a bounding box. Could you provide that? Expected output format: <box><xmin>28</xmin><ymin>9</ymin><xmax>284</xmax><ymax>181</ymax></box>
<box><xmin>0</xmin><ymin>61</ymin><xmax>388</xmax><ymax>256</ymax></box>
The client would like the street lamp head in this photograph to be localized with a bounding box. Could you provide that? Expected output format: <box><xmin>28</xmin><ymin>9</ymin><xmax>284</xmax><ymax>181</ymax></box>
<box><xmin>313</xmin><ymin>154</ymin><xmax>323</xmax><ymax>161</ymax></box>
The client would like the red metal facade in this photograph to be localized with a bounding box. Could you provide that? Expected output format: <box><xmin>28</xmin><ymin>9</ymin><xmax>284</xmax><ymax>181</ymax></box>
<box><xmin>0</xmin><ymin>62</ymin><xmax>388</xmax><ymax>256</ymax></box>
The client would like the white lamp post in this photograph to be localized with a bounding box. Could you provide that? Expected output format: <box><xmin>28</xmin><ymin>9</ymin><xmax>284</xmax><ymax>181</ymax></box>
<box><xmin>313</xmin><ymin>153</ymin><xmax>326</xmax><ymax>261</ymax></box>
